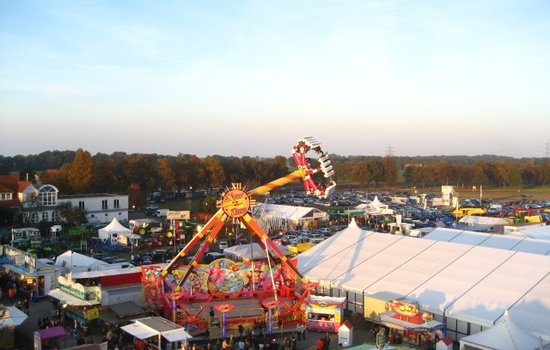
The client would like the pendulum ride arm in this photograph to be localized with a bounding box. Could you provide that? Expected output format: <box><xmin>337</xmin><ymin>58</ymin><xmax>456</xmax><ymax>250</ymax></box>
<box><xmin>160</xmin><ymin>209</ymin><xmax>227</xmax><ymax>278</ymax></box>
<box><xmin>249</xmin><ymin>169</ymin><xmax>305</xmax><ymax>197</ymax></box>
<box><xmin>241</xmin><ymin>213</ymin><xmax>308</xmax><ymax>283</ymax></box>
<box><xmin>172</xmin><ymin>216</ymin><xmax>227</xmax><ymax>291</ymax></box>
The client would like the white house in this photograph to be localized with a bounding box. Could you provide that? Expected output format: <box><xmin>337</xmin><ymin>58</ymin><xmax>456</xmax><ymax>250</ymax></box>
<box><xmin>19</xmin><ymin>184</ymin><xmax>129</xmax><ymax>225</ymax></box>
<box><xmin>59</xmin><ymin>191</ymin><xmax>129</xmax><ymax>224</ymax></box>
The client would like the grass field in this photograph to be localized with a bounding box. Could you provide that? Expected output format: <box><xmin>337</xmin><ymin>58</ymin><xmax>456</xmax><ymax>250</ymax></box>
<box><xmin>451</xmin><ymin>186</ymin><xmax>550</xmax><ymax>202</ymax></box>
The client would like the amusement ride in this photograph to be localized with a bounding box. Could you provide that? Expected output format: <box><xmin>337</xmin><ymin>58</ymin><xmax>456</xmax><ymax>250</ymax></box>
<box><xmin>142</xmin><ymin>137</ymin><xmax>336</xmax><ymax>335</ymax></box>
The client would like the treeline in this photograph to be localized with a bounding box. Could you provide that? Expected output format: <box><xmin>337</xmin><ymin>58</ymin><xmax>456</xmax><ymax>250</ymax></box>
<box><xmin>0</xmin><ymin>150</ymin><xmax>290</xmax><ymax>195</ymax></box>
<box><xmin>334</xmin><ymin>155</ymin><xmax>550</xmax><ymax>189</ymax></box>
<box><xmin>1</xmin><ymin>151</ymin><xmax>550</xmax><ymax>195</ymax></box>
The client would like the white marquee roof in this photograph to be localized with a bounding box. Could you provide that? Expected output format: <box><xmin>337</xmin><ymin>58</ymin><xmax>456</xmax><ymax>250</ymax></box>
<box><xmin>296</xmin><ymin>223</ymin><xmax>550</xmax><ymax>337</ymax></box>
<box><xmin>424</xmin><ymin>228</ymin><xmax>550</xmax><ymax>255</ymax></box>
<box><xmin>517</xmin><ymin>225</ymin><xmax>550</xmax><ymax>241</ymax></box>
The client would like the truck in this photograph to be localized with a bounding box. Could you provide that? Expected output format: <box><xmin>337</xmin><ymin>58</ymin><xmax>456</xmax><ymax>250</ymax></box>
<box><xmin>452</xmin><ymin>207</ymin><xmax>487</xmax><ymax>219</ymax></box>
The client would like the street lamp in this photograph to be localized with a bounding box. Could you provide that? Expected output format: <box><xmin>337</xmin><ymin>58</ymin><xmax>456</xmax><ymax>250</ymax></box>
<box><xmin>69</xmin><ymin>251</ymin><xmax>74</xmax><ymax>279</ymax></box>
<box><xmin>261</xmin><ymin>299</ymin><xmax>281</xmax><ymax>335</ymax></box>
<box><xmin>214</xmin><ymin>303</ymin><xmax>235</xmax><ymax>339</ymax></box>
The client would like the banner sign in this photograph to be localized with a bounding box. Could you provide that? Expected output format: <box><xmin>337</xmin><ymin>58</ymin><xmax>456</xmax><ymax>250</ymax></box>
<box><xmin>167</xmin><ymin>211</ymin><xmax>190</xmax><ymax>220</ymax></box>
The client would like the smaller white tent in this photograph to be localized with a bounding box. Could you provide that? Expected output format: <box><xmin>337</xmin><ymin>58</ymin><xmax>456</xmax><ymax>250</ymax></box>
<box><xmin>356</xmin><ymin>196</ymin><xmax>394</xmax><ymax>215</ymax></box>
<box><xmin>459</xmin><ymin>311</ymin><xmax>544</xmax><ymax>350</ymax></box>
<box><xmin>55</xmin><ymin>250</ymin><xmax>109</xmax><ymax>274</ymax></box>
<box><xmin>99</xmin><ymin>217</ymin><xmax>132</xmax><ymax>245</ymax></box>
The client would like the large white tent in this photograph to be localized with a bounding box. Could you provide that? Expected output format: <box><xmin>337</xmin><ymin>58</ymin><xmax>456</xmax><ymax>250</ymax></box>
<box><xmin>99</xmin><ymin>217</ymin><xmax>132</xmax><ymax>245</ymax></box>
<box><xmin>295</xmin><ymin>220</ymin><xmax>550</xmax><ymax>342</ymax></box>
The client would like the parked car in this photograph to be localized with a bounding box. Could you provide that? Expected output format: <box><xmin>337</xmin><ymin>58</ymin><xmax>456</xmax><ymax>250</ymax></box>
<box><xmin>309</xmin><ymin>233</ymin><xmax>325</xmax><ymax>244</ymax></box>
<box><xmin>92</xmin><ymin>253</ymin><xmax>109</xmax><ymax>260</ymax></box>
<box><xmin>141</xmin><ymin>254</ymin><xmax>153</xmax><ymax>265</ymax></box>
<box><xmin>99</xmin><ymin>256</ymin><xmax>116</xmax><ymax>264</ymax></box>
<box><xmin>319</xmin><ymin>228</ymin><xmax>332</xmax><ymax>237</ymax></box>
<box><xmin>285</xmin><ymin>235</ymin><xmax>299</xmax><ymax>245</ymax></box>
<box><xmin>152</xmin><ymin>249</ymin><xmax>168</xmax><ymax>263</ymax></box>
<box><xmin>204</xmin><ymin>252</ymin><xmax>225</xmax><ymax>264</ymax></box>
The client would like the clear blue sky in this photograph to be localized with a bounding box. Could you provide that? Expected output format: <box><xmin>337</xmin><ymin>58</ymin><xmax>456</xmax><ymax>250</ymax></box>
<box><xmin>1</xmin><ymin>0</ymin><xmax>549</xmax><ymax>158</ymax></box>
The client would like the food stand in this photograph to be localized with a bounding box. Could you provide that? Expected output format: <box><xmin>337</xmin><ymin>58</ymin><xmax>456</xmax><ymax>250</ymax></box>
<box><xmin>305</xmin><ymin>295</ymin><xmax>346</xmax><ymax>333</ymax></box>
<box><xmin>33</xmin><ymin>326</ymin><xmax>66</xmax><ymax>350</ymax></box>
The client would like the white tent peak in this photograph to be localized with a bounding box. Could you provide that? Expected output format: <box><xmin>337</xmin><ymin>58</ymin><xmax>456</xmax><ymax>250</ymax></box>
<box><xmin>372</xmin><ymin>196</ymin><xmax>383</xmax><ymax>206</ymax></box>
<box><xmin>102</xmin><ymin>217</ymin><xmax>130</xmax><ymax>232</ymax></box>
<box><xmin>99</xmin><ymin>217</ymin><xmax>132</xmax><ymax>244</ymax></box>
<box><xmin>460</xmin><ymin>309</ymin><xmax>543</xmax><ymax>350</ymax></box>
<box><xmin>348</xmin><ymin>217</ymin><xmax>360</xmax><ymax>229</ymax></box>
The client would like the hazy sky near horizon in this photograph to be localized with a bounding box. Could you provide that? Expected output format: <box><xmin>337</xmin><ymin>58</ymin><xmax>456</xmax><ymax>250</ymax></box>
<box><xmin>1</xmin><ymin>0</ymin><xmax>549</xmax><ymax>158</ymax></box>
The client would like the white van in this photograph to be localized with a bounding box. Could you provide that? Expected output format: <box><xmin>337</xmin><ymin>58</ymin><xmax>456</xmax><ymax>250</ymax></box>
<box><xmin>50</xmin><ymin>225</ymin><xmax>63</xmax><ymax>234</ymax></box>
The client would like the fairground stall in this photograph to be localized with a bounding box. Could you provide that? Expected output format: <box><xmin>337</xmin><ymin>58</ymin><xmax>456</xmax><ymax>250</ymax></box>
<box><xmin>142</xmin><ymin>137</ymin><xmax>337</xmax><ymax>337</ymax></box>
<box><xmin>305</xmin><ymin>295</ymin><xmax>346</xmax><ymax>333</ymax></box>
<box><xmin>0</xmin><ymin>305</ymin><xmax>28</xmax><ymax>350</ymax></box>
<box><xmin>0</xmin><ymin>245</ymin><xmax>59</xmax><ymax>298</ymax></box>
<box><xmin>48</xmin><ymin>275</ymin><xmax>102</xmax><ymax>330</ymax></box>
<box><xmin>121</xmin><ymin>316</ymin><xmax>192</xmax><ymax>350</ymax></box>
<box><xmin>364</xmin><ymin>293</ymin><xmax>444</xmax><ymax>347</ymax></box>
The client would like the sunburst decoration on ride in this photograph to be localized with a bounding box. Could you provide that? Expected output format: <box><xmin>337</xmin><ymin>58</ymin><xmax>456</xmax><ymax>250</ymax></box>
<box><xmin>216</xmin><ymin>183</ymin><xmax>257</xmax><ymax>224</ymax></box>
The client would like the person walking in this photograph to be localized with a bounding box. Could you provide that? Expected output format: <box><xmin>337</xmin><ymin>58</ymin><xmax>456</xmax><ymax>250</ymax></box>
<box><xmin>316</xmin><ymin>337</ymin><xmax>324</xmax><ymax>350</ymax></box>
